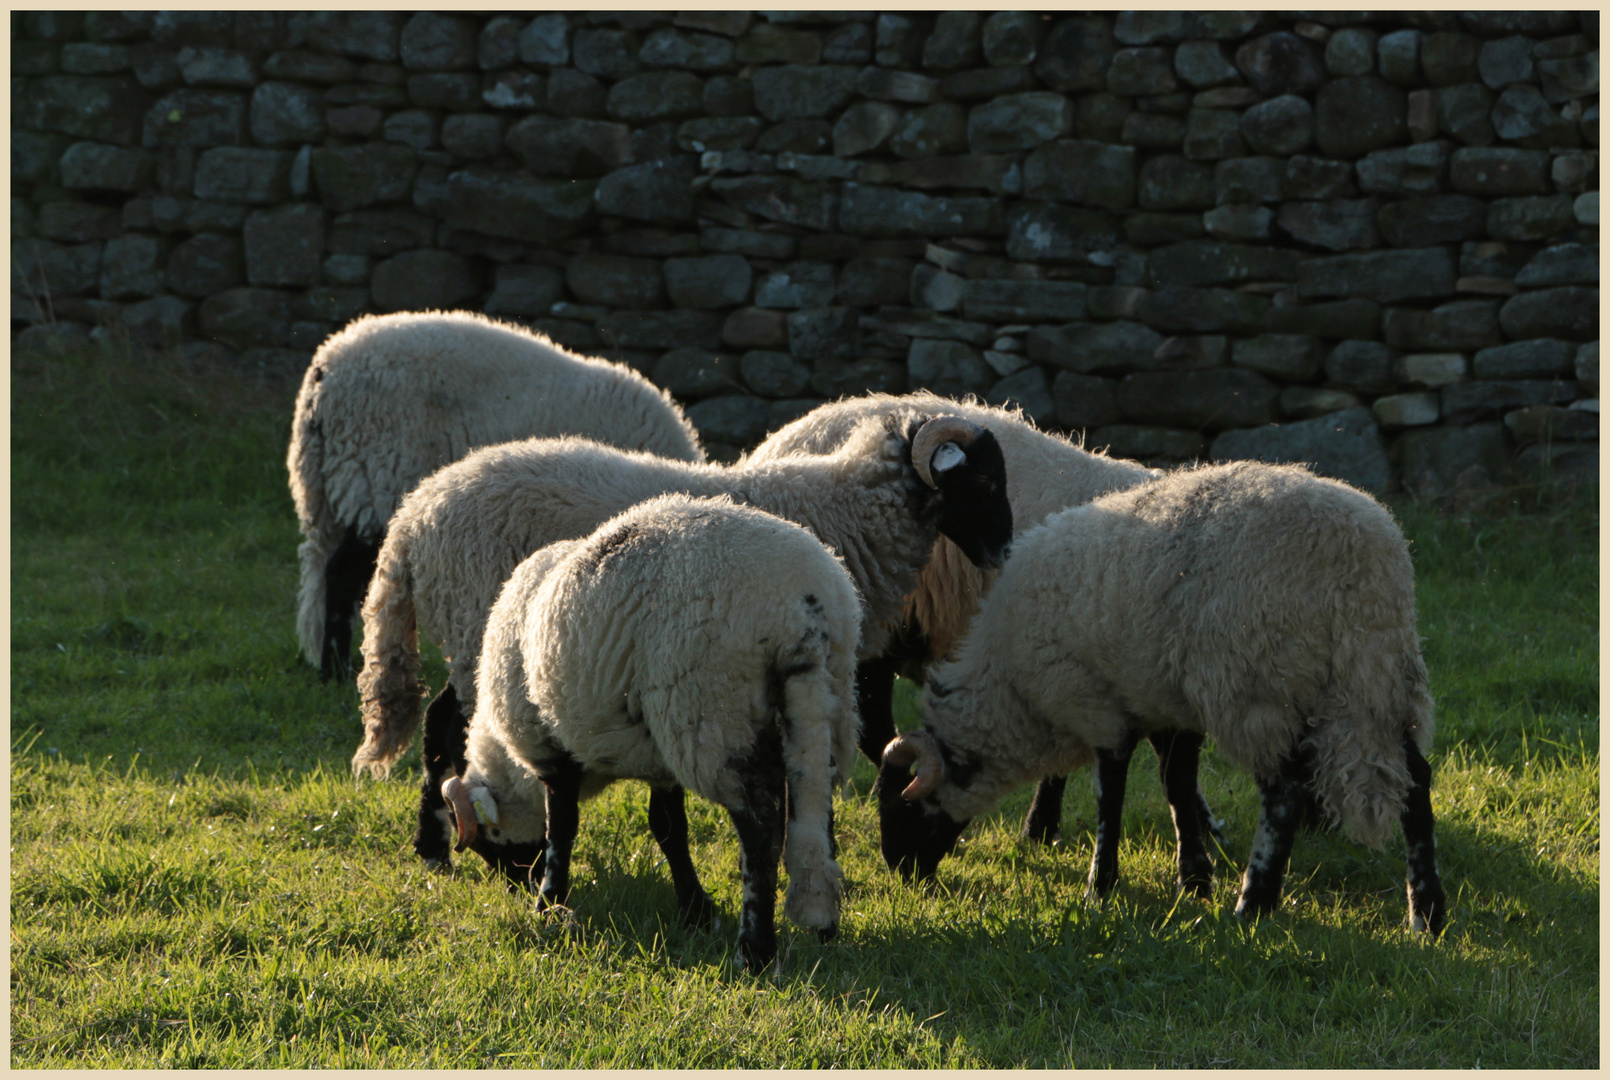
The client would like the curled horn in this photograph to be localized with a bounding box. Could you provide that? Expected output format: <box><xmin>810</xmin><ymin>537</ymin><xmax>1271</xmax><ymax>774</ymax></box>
<box><xmin>911</xmin><ymin>415</ymin><xmax>987</xmax><ymax>489</ymax></box>
<box><xmin>441</xmin><ymin>776</ymin><xmax>478</xmax><ymax>851</ymax></box>
<box><xmin>882</xmin><ymin>730</ymin><xmax>945</xmax><ymax>800</ymax></box>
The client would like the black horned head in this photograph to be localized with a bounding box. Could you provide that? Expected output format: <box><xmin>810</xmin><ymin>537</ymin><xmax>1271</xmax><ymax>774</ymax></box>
<box><xmin>442</xmin><ymin>775</ymin><xmax>546</xmax><ymax>891</ymax></box>
<box><xmin>875</xmin><ymin>730</ymin><xmax>969</xmax><ymax>881</ymax></box>
<box><xmin>908</xmin><ymin>415</ymin><xmax>1013</xmax><ymax>570</ymax></box>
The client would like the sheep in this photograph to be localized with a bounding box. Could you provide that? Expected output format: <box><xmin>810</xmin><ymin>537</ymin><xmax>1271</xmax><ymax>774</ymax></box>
<box><xmin>877</xmin><ymin>460</ymin><xmax>1447</xmax><ymax>937</ymax></box>
<box><xmin>441</xmin><ymin>493</ymin><xmax>861</xmax><ymax>971</ymax></box>
<box><xmin>749</xmin><ymin>391</ymin><xmax>1219</xmax><ymax>847</ymax></box>
<box><xmin>349</xmin><ymin>411</ymin><xmax>1013</xmax><ymax>874</ymax></box>
<box><xmin>286</xmin><ymin>310</ymin><xmax>704</xmax><ymax>680</ymax></box>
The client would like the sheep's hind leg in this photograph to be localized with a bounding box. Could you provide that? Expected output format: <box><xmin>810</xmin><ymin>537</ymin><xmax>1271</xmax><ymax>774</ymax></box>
<box><xmin>1088</xmin><ymin>731</ymin><xmax>1140</xmax><ymax>898</ymax></box>
<box><xmin>648</xmin><ymin>785</ymin><xmax>717</xmax><ymax>929</ymax></box>
<box><xmin>724</xmin><ymin>731</ymin><xmax>786</xmax><ymax>972</ymax></box>
<box><xmin>413</xmin><ymin>682</ymin><xmax>469</xmax><ymax>872</ymax></box>
<box><xmin>1148</xmin><ymin>729</ymin><xmax>1213</xmax><ymax>899</ymax></box>
<box><xmin>1233</xmin><ymin>750</ymin><xmax>1307</xmax><ymax>922</ymax></box>
<box><xmin>538</xmin><ymin>755</ymin><xmax>585</xmax><ymax>913</ymax></box>
<box><xmin>320</xmin><ymin>525</ymin><xmax>381</xmax><ymax>682</ymax></box>
<box><xmin>1401</xmin><ymin>735</ymin><xmax>1447</xmax><ymax>937</ymax></box>
<box><xmin>1022</xmin><ymin>775</ymin><xmax>1068</xmax><ymax>844</ymax></box>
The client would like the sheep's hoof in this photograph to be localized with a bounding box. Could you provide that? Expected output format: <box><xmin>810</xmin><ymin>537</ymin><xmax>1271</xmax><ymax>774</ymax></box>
<box><xmin>1178</xmin><ymin>858</ymin><xmax>1214</xmax><ymax>900</ymax></box>
<box><xmin>817</xmin><ymin>922</ymin><xmax>838</xmax><ymax>944</ymax></box>
<box><xmin>1021</xmin><ymin>822</ymin><xmax>1060</xmax><ymax>846</ymax></box>
<box><xmin>679</xmin><ymin>890</ymin><xmax>718</xmax><ymax>930</ymax></box>
<box><xmin>735</xmin><ymin>933</ymin><xmax>776</xmax><ymax>973</ymax></box>
<box><xmin>1409</xmin><ymin>890</ymin><xmax>1447</xmax><ymax>939</ymax></box>
<box><xmin>1232</xmin><ymin>896</ymin><xmax>1276</xmax><ymax>923</ymax></box>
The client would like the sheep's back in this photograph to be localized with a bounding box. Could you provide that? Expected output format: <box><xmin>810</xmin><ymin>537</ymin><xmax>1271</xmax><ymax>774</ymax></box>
<box><xmin>393</xmin><ymin>438</ymin><xmax>723</xmax><ymax>674</ymax></box>
<box><xmin>969</xmin><ymin>462</ymin><xmax>1419</xmax><ymax>762</ymax></box>
<box><xmin>748</xmin><ymin>391</ymin><xmax>1156</xmax><ymax>662</ymax></box>
<box><xmin>523</xmin><ymin>497</ymin><xmax>862</xmax><ymax>806</ymax></box>
<box><xmin>302</xmin><ymin>311</ymin><xmax>702</xmax><ymax>536</ymax></box>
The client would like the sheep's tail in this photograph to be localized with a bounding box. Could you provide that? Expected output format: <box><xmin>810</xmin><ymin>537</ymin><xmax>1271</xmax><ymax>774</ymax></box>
<box><xmin>778</xmin><ymin>663</ymin><xmax>848</xmax><ymax>934</ymax></box>
<box><xmin>288</xmin><ymin>364</ymin><xmax>336</xmax><ymax>668</ymax></box>
<box><xmin>351</xmin><ymin>531</ymin><xmax>427</xmax><ymax>778</ymax></box>
<box><xmin>1304</xmin><ymin>626</ymin><xmax>1433</xmax><ymax>848</ymax></box>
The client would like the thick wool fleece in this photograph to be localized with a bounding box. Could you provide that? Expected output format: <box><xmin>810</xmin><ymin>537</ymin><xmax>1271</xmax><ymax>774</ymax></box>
<box><xmin>287</xmin><ymin>310</ymin><xmax>703</xmax><ymax>666</ymax></box>
<box><xmin>923</xmin><ymin>461</ymin><xmax>1432</xmax><ymax>849</ymax></box>
<box><xmin>749</xmin><ymin>391</ymin><xmax>1158</xmax><ymax>662</ymax></box>
<box><xmin>352</xmin><ymin>416</ymin><xmax>938</xmax><ymax>777</ymax></box>
<box><xmin>462</xmin><ymin>494</ymin><xmax>860</xmax><ymax>932</ymax></box>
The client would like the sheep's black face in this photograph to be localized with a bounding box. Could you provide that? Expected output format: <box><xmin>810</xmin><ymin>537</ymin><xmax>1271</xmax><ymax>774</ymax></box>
<box><xmin>876</xmin><ymin>759</ymin><xmax>968</xmax><ymax>881</ymax></box>
<box><xmin>472</xmin><ymin>838</ymin><xmax>546</xmax><ymax>893</ymax></box>
<box><xmin>931</xmin><ymin>430</ymin><xmax>1013</xmax><ymax>570</ymax></box>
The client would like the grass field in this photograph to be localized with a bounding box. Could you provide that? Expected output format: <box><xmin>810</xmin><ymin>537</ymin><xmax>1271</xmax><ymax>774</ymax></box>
<box><xmin>10</xmin><ymin>339</ymin><xmax>1599</xmax><ymax>1067</ymax></box>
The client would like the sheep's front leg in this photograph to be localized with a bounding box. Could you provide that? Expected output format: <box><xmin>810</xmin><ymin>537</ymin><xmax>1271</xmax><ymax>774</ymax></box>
<box><xmin>1234</xmin><ymin>751</ymin><xmax>1307</xmax><ymax>921</ymax></box>
<box><xmin>1401</xmin><ymin>735</ymin><xmax>1447</xmax><ymax>937</ymax></box>
<box><xmin>854</xmin><ymin>656</ymin><xmax>899</xmax><ymax>766</ymax></box>
<box><xmin>1088</xmin><ymin>731</ymin><xmax>1140</xmax><ymax>898</ymax></box>
<box><xmin>414</xmin><ymin>682</ymin><xmax>468</xmax><ymax>871</ymax></box>
<box><xmin>1022</xmin><ymin>775</ymin><xmax>1068</xmax><ymax>844</ymax></box>
<box><xmin>648</xmin><ymin>785</ymin><xmax>717</xmax><ymax>929</ymax></box>
<box><xmin>1148</xmin><ymin>728</ymin><xmax>1213</xmax><ymax>898</ymax></box>
<box><xmin>725</xmin><ymin>735</ymin><xmax>786</xmax><ymax>972</ymax></box>
<box><xmin>538</xmin><ymin>756</ymin><xmax>585</xmax><ymax>912</ymax></box>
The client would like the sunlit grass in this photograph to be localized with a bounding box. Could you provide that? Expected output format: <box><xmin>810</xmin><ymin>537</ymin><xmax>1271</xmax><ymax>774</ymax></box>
<box><xmin>10</xmin><ymin>340</ymin><xmax>1598</xmax><ymax>1067</ymax></box>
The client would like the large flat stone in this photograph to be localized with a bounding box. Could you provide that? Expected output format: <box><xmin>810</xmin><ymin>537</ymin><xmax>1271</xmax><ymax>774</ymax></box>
<box><xmin>445</xmin><ymin>167</ymin><xmax>597</xmax><ymax>242</ymax></box>
<box><xmin>839</xmin><ymin>183</ymin><xmax>1005</xmax><ymax>237</ymax></box>
<box><xmin>1022</xmin><ymin>139</ymin><xmax>1136</xmax><ymax>209</ymax></box>
<box><xmin>1296</xmin><ymin>247</ymin><xmax>1457</xmax><ymax>303</ymax></box>
<box><xmin>1210</xmin><ymin>406</ymin><xmax>1392</xmax><ymax>492</ymax></box>
<box><xmin>962</xmin><ymin>280</ymin><xmax>1087</xmax><ymax>323</ymax></box>
<box><xmin>1117</xmin><ymin>368</ymin><xmax>1279</xmax><ymax>429</ymax></box>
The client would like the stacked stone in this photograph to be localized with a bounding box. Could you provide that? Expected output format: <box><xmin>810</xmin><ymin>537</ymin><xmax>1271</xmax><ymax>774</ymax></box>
<box><xmin>9</xmin><ymin>11</ymin><xmax>1599</xmax><ymax>487</ymax></box>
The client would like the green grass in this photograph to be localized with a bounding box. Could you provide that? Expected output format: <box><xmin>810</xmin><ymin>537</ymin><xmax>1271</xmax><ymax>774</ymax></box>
<box><xmin>11</xmin><ymin>341</ymin><xmax>1599</xmax><ymax>1067</ymax></box>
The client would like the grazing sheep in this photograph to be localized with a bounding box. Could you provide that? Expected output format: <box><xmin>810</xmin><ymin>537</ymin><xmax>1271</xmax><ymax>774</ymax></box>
<box><xmin>287</xmin><ymin>310</ymin><xmax>703</xmax><ymax>679</ymax></box>
<box><xmin>878</xmin><ymin>461</ymin><xmax>1446</xmax><ymax>936</ymax></box>
<box><xmin>751</xmin><ymin>391</ymin><xmax>1215</xmax><ymax>845</ymax></box>
<box><xmin>442</xmin><ymin>493</ymin><xmax>861</xmax><ymax>971</ymax></box>
<box><xmin>351</xmin><ymin>412</ymin><xmax>1012</xmax><ymax>874</ymax></box>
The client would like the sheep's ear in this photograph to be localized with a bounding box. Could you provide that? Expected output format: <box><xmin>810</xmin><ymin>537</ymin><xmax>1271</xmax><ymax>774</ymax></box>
<box><xmin>470</xmin><ymin>786</ymin><xmax>500</xmax><ymax>826</ymax></box>
<box><xmin>930</xmin><ymin>443</ymin><xmax>967</xmax><ymax>474</ymax></box>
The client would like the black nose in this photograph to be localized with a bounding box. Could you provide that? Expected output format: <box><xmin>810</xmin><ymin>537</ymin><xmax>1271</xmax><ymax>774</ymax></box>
<box><xmin>981</xmin><ymin>541</ymin><xmax>1011</xmax><ymax>570</ymax></box>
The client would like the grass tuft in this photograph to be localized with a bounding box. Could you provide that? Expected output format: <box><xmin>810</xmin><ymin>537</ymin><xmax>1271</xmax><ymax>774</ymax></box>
<box><xmin>10</xmin><ymin>340</ymin><xmax>1598</xmax><ymax>1067</ymax></box>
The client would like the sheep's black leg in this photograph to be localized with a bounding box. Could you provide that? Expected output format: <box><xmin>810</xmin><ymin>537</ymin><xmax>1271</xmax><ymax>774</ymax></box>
<box><xmin>320</xmin><ymin>525</ymin><xmax>381</xmax><ymax>681</ymax></box>
<box><xmin>538</xmin><ymin>755</ymin><xmax>585</xmax><ymax>912</ymax></box>
<box><xmin>1088</xmin><ymin>731</ymin><xmax>1140</xmax><ymax>898</ymax></box>
<box><xmin>1148</xmin><ymin>728</ymin><xmax>1213</xmax><ymax>899</ymax></box>
<box><xmin>854</xmin><ymin>656</ymin><xmax>900</xmax><ymax>766</ymax></box>
<box><xmin>725</xmin><ymin>730</ymin><xmax>786</xmax><ymax>972</ymax></box>
<box><xmin>1234</xmin><ymin>750</ymin><xmax>1308</xmax><ymax>921</ymax></box>
<box><xmin>1022</xmin><ymin>775</ymin><xmax>1068</xmax><ymax>844</ymax></box>
<box><xmin>648</xmin><ymin>785</ymin><xmax>716</xmax><ymax>929</ymax></box>
<box><xmin>1401</xmin><ymin>735</ymin><xmax>1447</xmax><ymax>937</ymax></box>
<box><xmin>1198</xmin><ymin>787</ymin><xmax>1226</xmax><ymax>846</ymax></box>
<box><xmin>413</xmin><ymin>682</ymin><xmax>470</xmax><ymax>871</ymax></box>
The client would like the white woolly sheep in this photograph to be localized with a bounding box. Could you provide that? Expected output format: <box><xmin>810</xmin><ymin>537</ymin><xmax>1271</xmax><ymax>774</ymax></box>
<box><xmin>750</xmin><ymin>391</ymin><xmax>1220</xmax><ymax>846</ymax></box>
<box><xmin>350</xmin><ymin>412</ymin><xmax>1013</xmax><ymax>874</ymax></box>
<box><xmin>878</xmin><ymin>460</ymin><xmax>1447</xmax><ymax>937</ymax></box>
<box><xmin>442</xmin><ymin>493</ymin><xmax>862</xmax><ymax>971</ymax></box>
<box><xmin>287</xmin><ymin>310</ymin><xmax>703</xmax><ymax>679</ymax></box>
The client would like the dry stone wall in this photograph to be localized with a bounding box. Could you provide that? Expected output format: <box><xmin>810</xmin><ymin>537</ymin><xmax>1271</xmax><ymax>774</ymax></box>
<box><xmin>11</xmin><ymin>10</ymin><xmax>1600</xmax><ymax>493</ymax></box>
